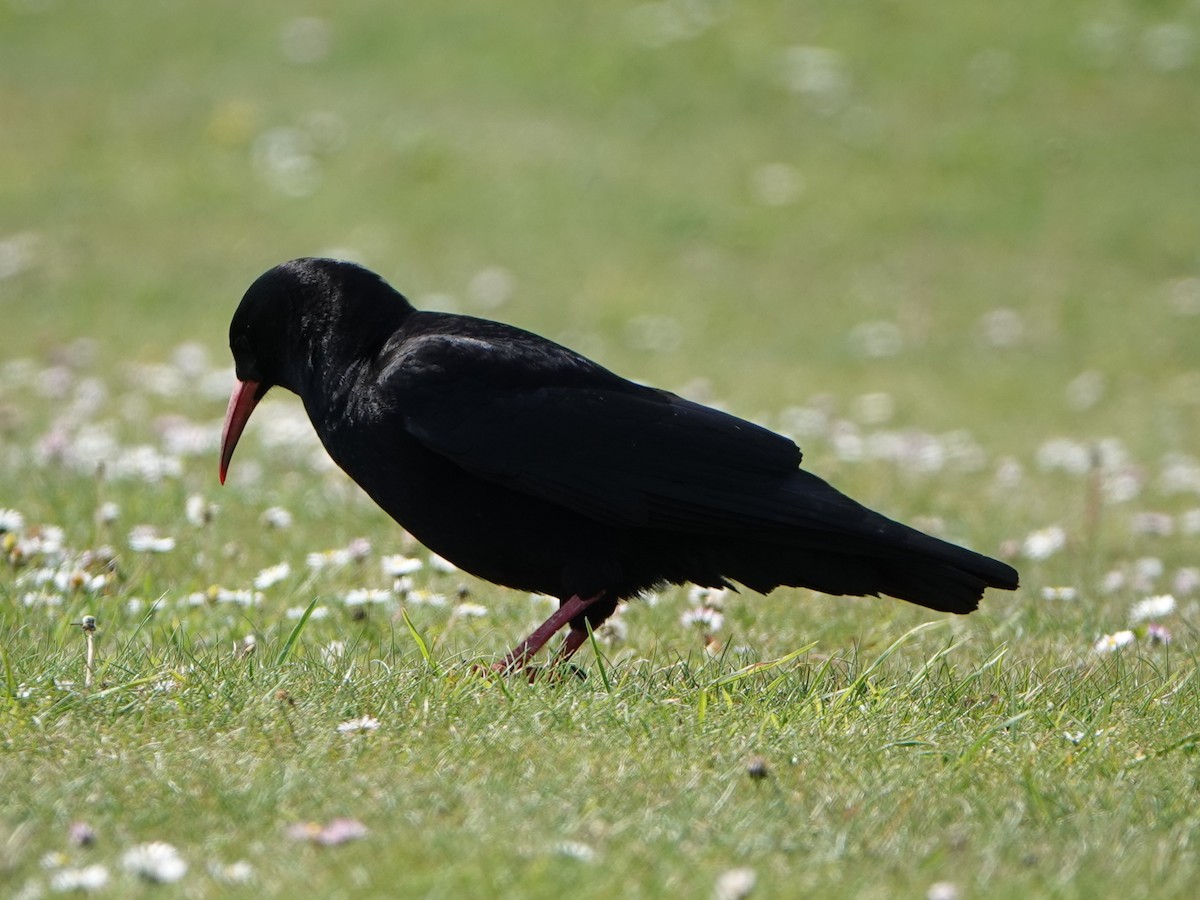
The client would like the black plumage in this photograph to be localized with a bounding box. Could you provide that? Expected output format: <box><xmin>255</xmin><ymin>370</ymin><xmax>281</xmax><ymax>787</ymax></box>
<box><xmin>220</xmin><ymin>258</ymin><xmax>1018</xmax><ymax>670</ymax></box>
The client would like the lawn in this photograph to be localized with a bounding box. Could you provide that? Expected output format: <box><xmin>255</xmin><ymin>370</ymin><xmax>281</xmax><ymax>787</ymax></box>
<box><xmin>2</xmin><ymin>2</ymin><xmax>1199</xmax><ymax>897</ymax></box>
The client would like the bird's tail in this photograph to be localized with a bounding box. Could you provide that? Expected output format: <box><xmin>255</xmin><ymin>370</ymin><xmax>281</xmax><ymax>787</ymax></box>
<box><xmin>724</xmin><ymin>471</ymin><xmax>1018</xmax><ymax>614</ymax></box>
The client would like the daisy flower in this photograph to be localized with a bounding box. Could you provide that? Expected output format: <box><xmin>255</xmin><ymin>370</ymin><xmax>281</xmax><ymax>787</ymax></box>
<box><xmin>1041</xmin><ymin>586</ymin><xmax>1077</xmax><ymax>601</ymax></box>
<box><xmin>0</xmin><ymin>508</ymin><xmax>24</xmax><ymax>532</ymax></box>
<box><xmin>1093</xmin><ymin>630</ymin><xmax>1136</xmax><ymax>655</ymax></box>
<box><xmin>1022</xmin><ymin>525</ymin><xmax>1066</xmax><ymax>560</ymax></box>
<box><xmin>454</xmin><ymin>602</ymin><xmax>488</xmax><ymax>617</ymax></box>
<box><xmin>1130</xmin><ymin>594</ymin><xmax>1176</xmax><ymax>623</ymax></box>
<box><xmin>337</xmin><ymin>716</ymin><xmax>380</xmax><ymax>734</ymax></box>
<box><xmin>50</xmin><ymin>864</ymin><xmax>109</xmax><ymax>892</ymax></box>
<box><xmin>681</xmin><ymin>607</ymin><xmax>725</xmax><ymax>631</ymax></box>
<box><xmin>121</xmin><ymin>841</ymin><xmax>187</xmax><ymax>883</ymax></box>
<box><xmin>260</xmin><ymin>506</ymin><xmax>294</xmax><ymax>529</ymax></box>
<box><xmin>184</xmin><ymin>494</ymin><xmax>217</xmax><ymax>527</ymax></box>
<box><xmin>254</xmin><ymin>562</ymin><xmax>291</xmax><ymax>589</ymax></box>
<box><xmin>381</xmin><ymin>553</ymin><xmax>423</xmax><ymax>577</ymax></box>
<box><xmin>128</xmin><ymin>525</ymin><xmax>175</xmax><ymax>553</ymax></box>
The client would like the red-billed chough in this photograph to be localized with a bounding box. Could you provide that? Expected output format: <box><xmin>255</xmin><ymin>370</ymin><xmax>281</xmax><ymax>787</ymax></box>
<box><xmin>220</xmin><ymin>258</ymin><xmax>1018</xmax><ymax>671</ymax></box>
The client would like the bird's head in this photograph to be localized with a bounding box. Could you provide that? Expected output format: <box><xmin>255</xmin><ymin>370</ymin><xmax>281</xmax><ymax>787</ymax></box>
<box><xmin>219</xmin><ymin>257</ymin><xmax>412</xmax><ymax>484</ymax></box>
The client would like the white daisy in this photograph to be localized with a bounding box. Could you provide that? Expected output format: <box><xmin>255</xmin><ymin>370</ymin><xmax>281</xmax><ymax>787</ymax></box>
<box><xmin>454</xmin><ymin>602</ymin><xmax>488</xmax><ymax>617</ymax></box>
<box><xmin>0</xmin><ymin>508</ymin><xmax>24</xmax><ymax>532</ymax></box>
<box><xmin>715</xmin><ymin>868</ymin><xmax>757</xmax><ymax>900</ymax></box>
<box><xmin>214</xmin><ymin>588</ymin><xmax>262</xmax><ymax>607</ymax></box>
<box><xmin>681</xmin><ymin>607</ymin><xmax>724</xmax><ymax>631</ymax></box>
<box><xmin>687</xmin><ymin>586</ymin><xmax>731</xmax><ymax>609</ymax></box>
<box><xmin>1093</xmin><ymin>630</ymin><xmax>1136</xmax><ymax>654</ymax></box>
<box><xmin>94</xmin><ymin>501</ymin><xmax>120</xmax><ymax>524</ymax></box>
<box><xmin>184</xmin><ymin>494</ymin><xmax>216</xmax><ymax>527</ymax></box>
<box><xmin>50</xmin><ymin>864</ymin><xmax>109</xmax><ymax>892</ymax></box>
<box><xmin>254</xmin><ymin>562</ymin><xmax>291</xmax><ymax>589</ymax></box>
<box><xmin>260</xmin><ymin>506</ymin><xmax>294</xmax><ymax>529</ymax></box>
<box><xmin>343</xmin><ymin>588</ymin><xmax>392</xmax><ymax>606</ymax></box>
<box><xmin>308</xmin><ymin>539</ymin><xmax>371</xmax><ymax>570</ymax></box>
<box><xmin>381</xmin><ymin>553</ymin><xmax>423</xmax><ymax>577</ymax></box>
<box><xmin>1041</xmin><ymin>586</ymin><xmax>1077</xmax><ymax>601</ymax></box>
<box><xmin>554</xmin><ymin>841</ymin><xmax>596</xmax><ymax>862</ymax></box>
<box><xmin>128</xmin><ymin>525</ymin><xmax>175</xmax><ymax>553</ymax></box>
<box><xmin>121</xmin><ymin>841</ymin><xmax>187</xmax><ymax>883</ymax></box>
<box><xmin>405</xmin><ymin>590</ymin><xmax>448</xmax><ymax>607</ymax></box>
<box><xmin>1129</xmin><ymin>594</ymin><xmax>1176</xmax><ymax>623</ymax></box>
<box><xmin>1021</xmin><ymin>525</ymin><xmax>1066</xmax><ymax>560</ymax></box>
<box><xmin>927</xmin><ymin>882</ymin><xmax>961</xmax><ymax>900</ymax></box>
<box><xmin>337</xmin><ymin>715</ymin><xmax>380</xmax><ymax>733</ymax></box>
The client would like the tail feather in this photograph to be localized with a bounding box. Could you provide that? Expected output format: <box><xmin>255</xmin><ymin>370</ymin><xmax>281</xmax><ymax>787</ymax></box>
<box><xmin>651</xmin><ymin>466</ymin><xmax>1018</xmax><ymax>614</ymax></box>
<box><xmin>720</xmin><ymin>516</ymin><xmax>1018</xmax><ymax>615</ymax></box>
<box><xmin>756</xmin><ymin>472</ymin><xmax>1019</xmax><ymax>612</ymax></box>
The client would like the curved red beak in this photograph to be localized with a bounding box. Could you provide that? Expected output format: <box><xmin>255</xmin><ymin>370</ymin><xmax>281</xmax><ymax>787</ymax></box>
<box><xmin>219</xmin><ymin>378</ymin><xmax>263</xmax><ymax>484</ymax></box>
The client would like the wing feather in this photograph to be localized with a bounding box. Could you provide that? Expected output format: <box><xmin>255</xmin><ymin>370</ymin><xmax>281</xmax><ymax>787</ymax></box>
<box><xmin>385</xmin><ymin>328</ymin><xmax>806</xmax><ymax>533</ymax></box>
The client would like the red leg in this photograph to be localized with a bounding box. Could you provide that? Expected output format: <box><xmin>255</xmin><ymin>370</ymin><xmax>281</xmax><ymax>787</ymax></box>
<box><xmin>495</xmin><ymin>593</ymin><xmax>603</xmax><ymax>673</ymax></box>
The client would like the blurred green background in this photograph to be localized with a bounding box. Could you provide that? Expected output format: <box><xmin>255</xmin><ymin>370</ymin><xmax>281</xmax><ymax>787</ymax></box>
<box><xmin>3</xmin><ymin>0</ymin><xmax>1197</xmax><ymax>457</ymax></box>
<box><xmin>4</xmin><ymin>4</ymin><xmax>1200</xmax><ymax>897</ymax></box>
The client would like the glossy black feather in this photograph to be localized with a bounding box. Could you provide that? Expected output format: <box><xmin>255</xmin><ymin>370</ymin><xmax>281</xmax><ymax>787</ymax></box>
<box><xmin>227</xmin><ymin>258</ymin><xmax>1018</xmax><ymax>618</ymax></box>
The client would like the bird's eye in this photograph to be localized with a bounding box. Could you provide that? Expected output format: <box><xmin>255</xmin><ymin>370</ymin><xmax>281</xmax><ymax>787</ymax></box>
<box><xmin>228</xmin><ymin>334</ymin><xmax>264</xmax><ymax>383</ymax></box>
<box><xmin>230</xmin><ymin>329</ymin><xmax>251</xmax><ymax>356</ymax></box>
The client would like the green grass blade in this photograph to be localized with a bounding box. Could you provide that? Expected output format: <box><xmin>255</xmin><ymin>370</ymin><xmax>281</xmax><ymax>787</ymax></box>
<box><xmin>401</xmin><ymin>607</ymin><xmax>437</xmax><ymax>672</ymax></box>
<box><xmin>586</xmin><ymin>622</ymin><xmax>612</xmax><ymax>693</ymax></box>
<box><xmin>1</xmin><ymin>640</ymin><xmax>17</xmax><ymax>705</ymax></box>
<box><xmin>831</xmin><ymin>620</ymin><xmax>948</xmax><ymax>712</ymax></box>
<box><xmin>276</xmin><ymin>597</ymin><xmax>319</xmax><ymax>666</ymax></box>
<box><xmin>953</xmin><ymin>711</ymin><xmax>1034</xmax><ymax>767</ymax></box>
<box><xmin>707</xmin><ymin>641</ymin><xmax>818</xmax><ymax>689</ymax></box>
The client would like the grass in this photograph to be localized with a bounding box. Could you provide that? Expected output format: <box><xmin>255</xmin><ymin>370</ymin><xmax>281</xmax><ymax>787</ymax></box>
<box><xmin>4</xmin><ymin>619</ymin><xmax>1198</xmax><ymax>898</ymax></box>
<box><xmin>3</xmin><ymin>1</ymin><xmax>1200</xmax><ymax>896</ymax></box>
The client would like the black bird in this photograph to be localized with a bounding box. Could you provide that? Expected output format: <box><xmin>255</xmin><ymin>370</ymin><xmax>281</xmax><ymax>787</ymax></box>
<box><xmin>220</xmin><ymin>258</ymin><xmax>1018</xmax><ymax>671</ymax></box>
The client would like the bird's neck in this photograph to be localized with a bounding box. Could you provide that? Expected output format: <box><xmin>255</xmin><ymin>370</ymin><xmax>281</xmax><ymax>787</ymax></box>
<box><xmin>294</xmin><ymin>302</ymin><xmax>409</xmax><ymax>415</ymax></box>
